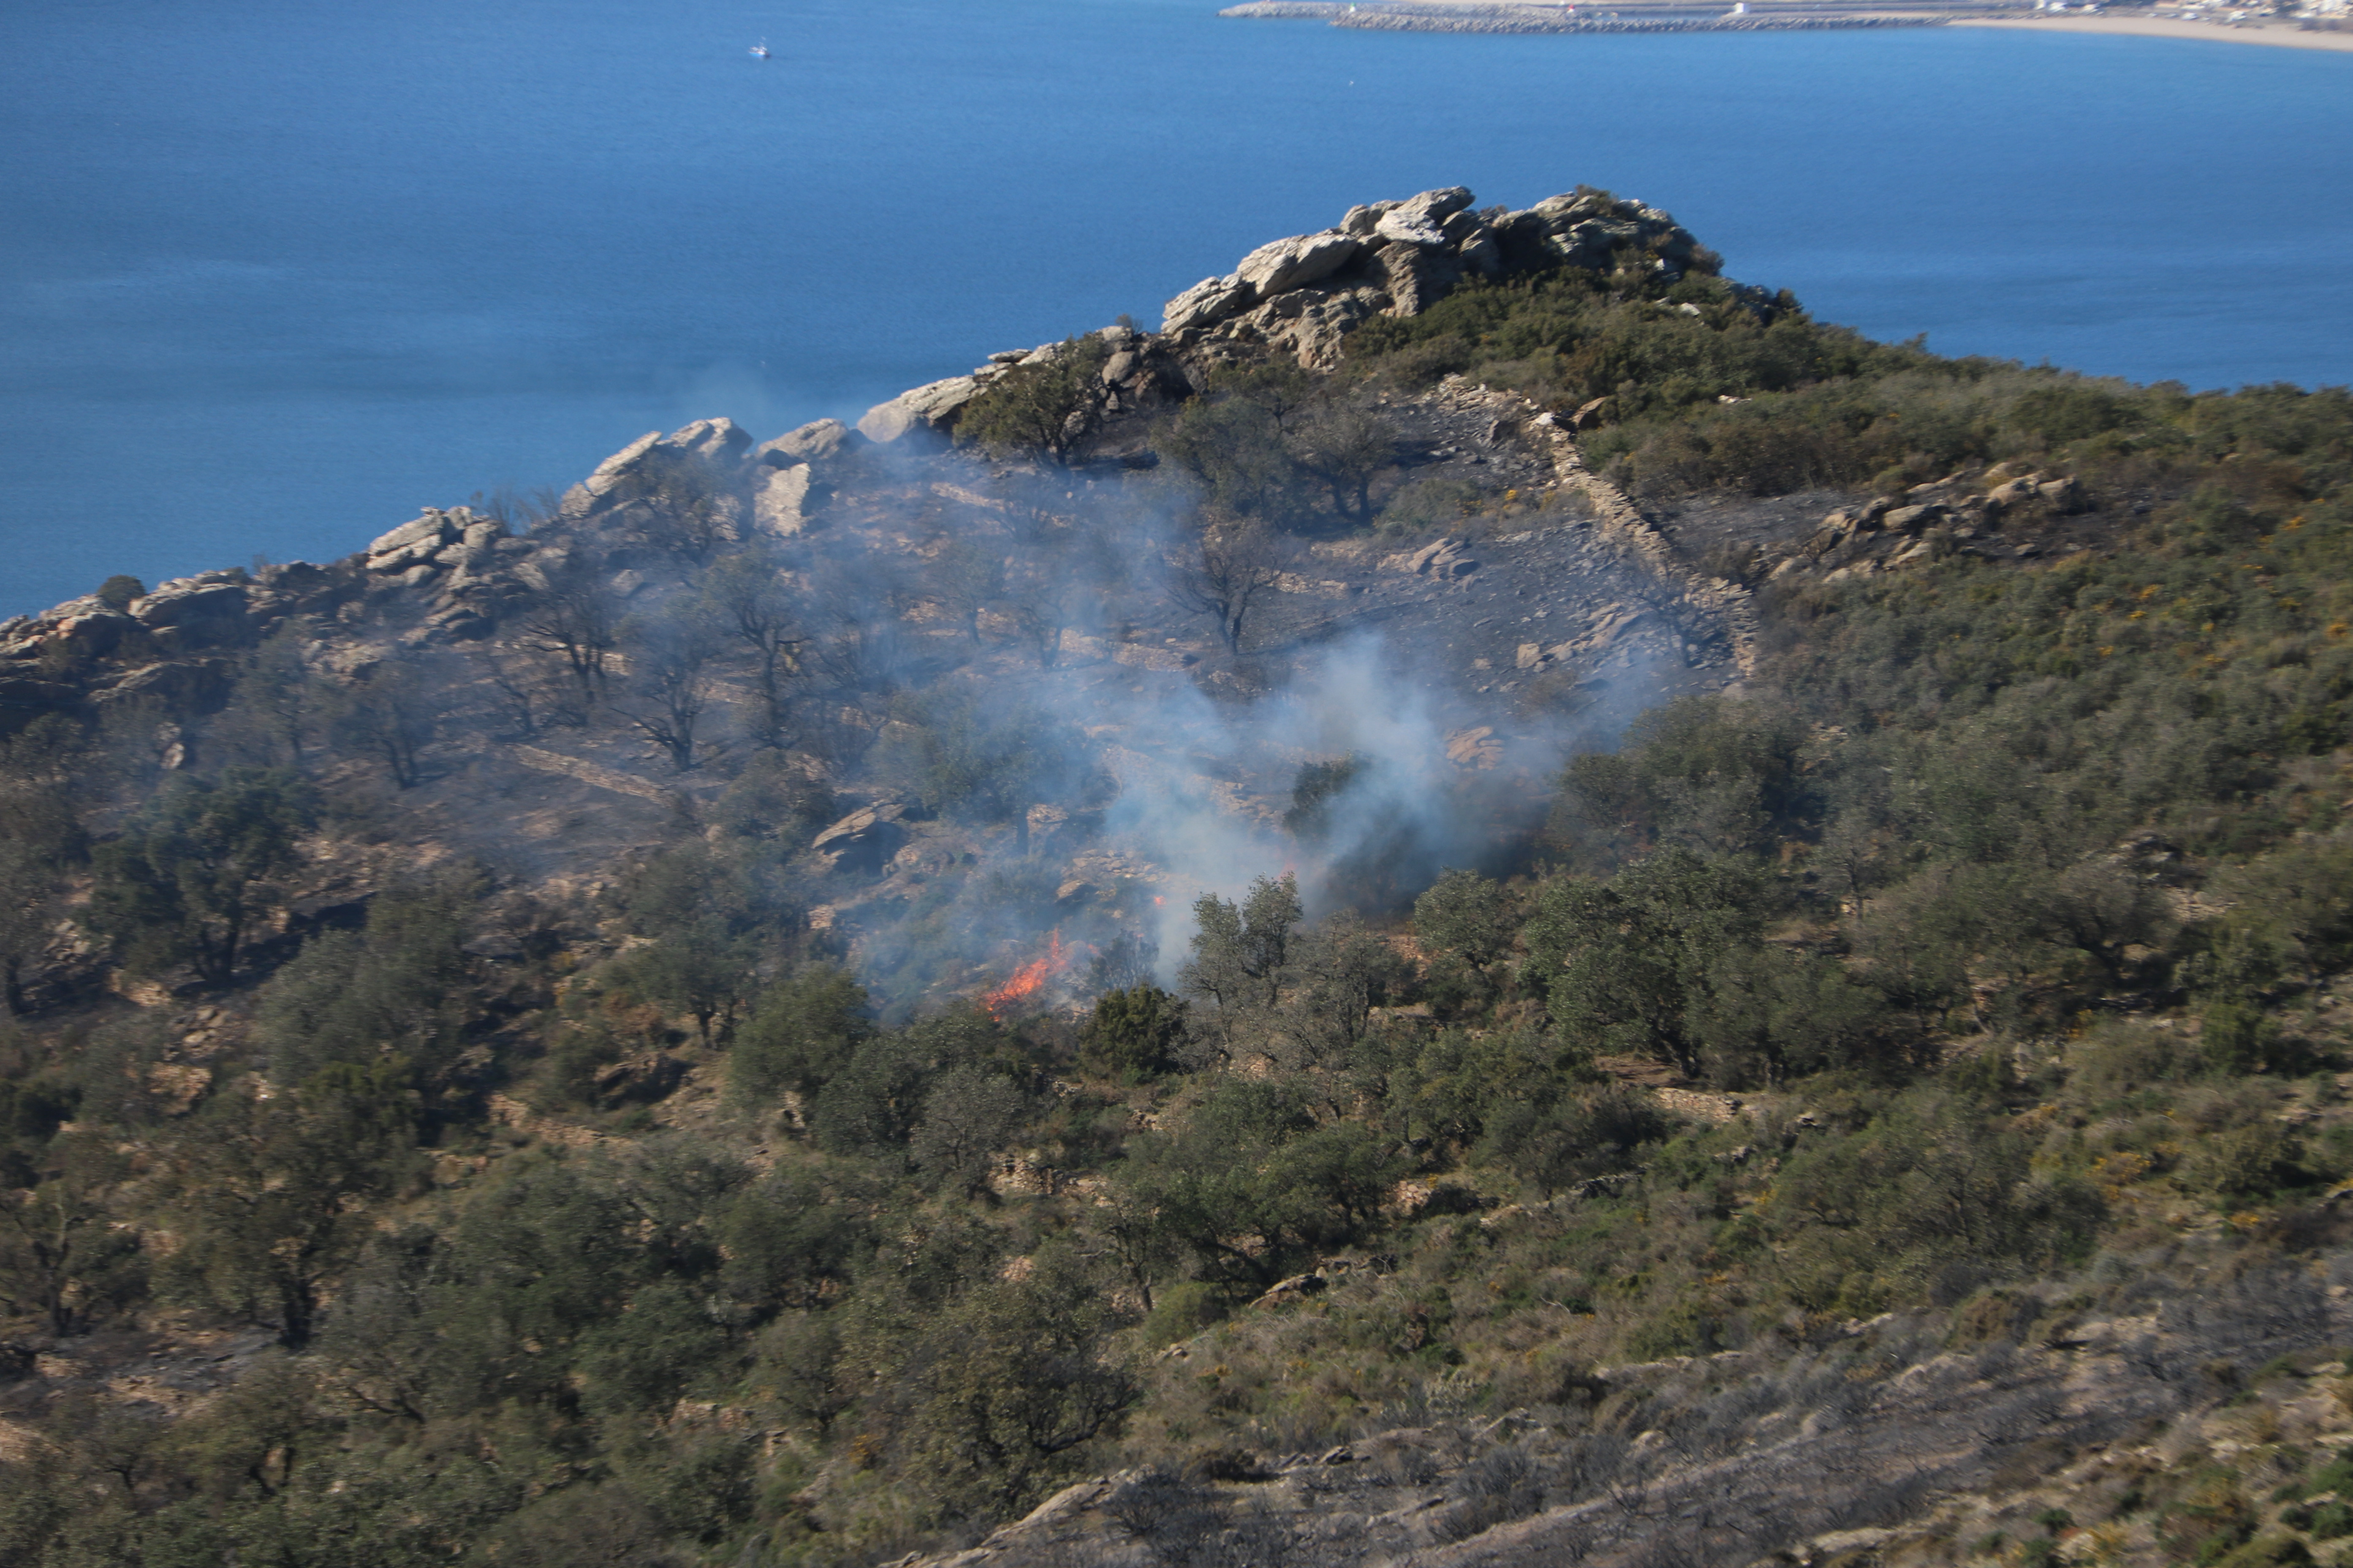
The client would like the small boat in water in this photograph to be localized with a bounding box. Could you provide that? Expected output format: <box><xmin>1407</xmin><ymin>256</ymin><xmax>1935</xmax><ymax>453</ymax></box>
<box><xmin>750</xmin><ymin>40</ymin><xmax>771</xmax><ymax>58</ymax></box>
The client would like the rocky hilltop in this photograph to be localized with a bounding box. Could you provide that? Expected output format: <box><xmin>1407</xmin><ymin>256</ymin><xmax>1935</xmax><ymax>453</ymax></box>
<box><xmin>854</xmin><ymin>186</ymin><xmax>1725</xmax><ymax>447</ymax></box>
<box><xmin>0</xmin><ymin>186</ymin><xmax>1740</xmax><ymax>743</ymax></box>
<box><xmin>0</xmin><ymin>177</ymin><xmax>2123</xmax><ymax>1016</ymax></box>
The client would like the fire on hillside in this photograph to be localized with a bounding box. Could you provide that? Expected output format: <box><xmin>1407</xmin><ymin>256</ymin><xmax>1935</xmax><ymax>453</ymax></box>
<box><xmin>982</xmin><ymin>930</ymin><xmax>1073</xmax><ymax>1020</ymax></box>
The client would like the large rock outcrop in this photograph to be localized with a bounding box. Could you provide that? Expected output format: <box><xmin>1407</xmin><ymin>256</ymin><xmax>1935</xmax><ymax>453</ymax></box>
<box><xmin>559</xmin><ymin>418</ymin><xmax>756</xmax><ymax>521</ymax></box>
<box><xmin>753</xmin><ymin>418</ymin><xmax>861</xmax><ymax>467</ymax></box>
<box><xmin>1159</xmin><ymin>184</ymin><xmax>1708</xmax><ymax>368</ymax></box>
<box><xmin>835</xmin><ymin>185</ymin><xmax>1714</xmax><ymax>450</ymax></box>
<box><xmin>753</xmin><ymin>464</ymin><xmax>817</xmax><ymax>537</ymax></box>
<box><xmin>854</xmin><ymin>325</ymin><xmax>1194</xmax><ymax>448</ymax></box>
<box><xmin>0</xmin><ymin>176</ymin><xmax>1728</xmax><ymax>735</ymax></box>
<box><xmin>857</xmin><ymin>376</ymin><xmax>986</xmax><ymax>444</ymax></box>
<box><xmin>563</xmin><ymin>430</ymin><xmax>664</xmax><ymax>515</ymax></box>
<box><xmin>0</xmin><ymin>559</ymin><xmax>361</xmax><ymax>737</ymax></box>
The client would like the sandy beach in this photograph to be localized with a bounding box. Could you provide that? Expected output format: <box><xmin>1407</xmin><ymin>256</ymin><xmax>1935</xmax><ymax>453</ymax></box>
<box><xmin>1957</xmin><ymin>14</ymin><xmax>2353</xmax><ymax>51</ymax></box>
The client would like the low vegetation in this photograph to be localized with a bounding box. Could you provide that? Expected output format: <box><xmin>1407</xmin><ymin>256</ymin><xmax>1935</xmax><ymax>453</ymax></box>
<box><xmin>3</xmin><ymin>229</ymin><xmax>2353</xmax><ymax>1568</ymax></box>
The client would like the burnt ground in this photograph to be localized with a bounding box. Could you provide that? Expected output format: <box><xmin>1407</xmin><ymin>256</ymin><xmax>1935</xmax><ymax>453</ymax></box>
<box><xmin>260</xmin><ymin>439</ymin><xmax>1856</xmax><ymax>933</ymax></box>
<box><xmin>896</xmin><ymin>1251</ymin><xmax>2353</xmax><ymax>1568</ymax></box>
<box><xmin>188</xmin><ymin>426</ymin><xmax>1807</xmax><ymax>1021</ymax></box>
<box><xmin>0</xmin><ymin>384</ymin><xmax>2201</xmax><ymax>1563</ymax></box>
<box><xmin>4</xmin><ymin>369</ymin><xmax>2149</xmax><ymax>1023</ymax></box>
<box><xmin>1248</xmin><ymin>510</ymin><xmax>1742</xmax><ymax>708</ymax></box>
<box><xmin>1647</xmin><ymin>487</ymin><xmax>1860</xmax><ymax>572</ymax></box>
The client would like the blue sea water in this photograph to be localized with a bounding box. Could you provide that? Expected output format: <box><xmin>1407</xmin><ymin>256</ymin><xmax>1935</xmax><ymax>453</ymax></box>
<box><xmin>1</xmin><ymin>0</ymin><xmax>2349</xmax><ymax>617</ymax></box>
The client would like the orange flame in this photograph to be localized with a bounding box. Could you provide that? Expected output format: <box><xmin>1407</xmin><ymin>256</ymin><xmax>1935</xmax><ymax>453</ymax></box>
<box><xmin>984</xmin><ymin>930</ymin><xmax>1068</xmax><ymax>1019</ymax></box>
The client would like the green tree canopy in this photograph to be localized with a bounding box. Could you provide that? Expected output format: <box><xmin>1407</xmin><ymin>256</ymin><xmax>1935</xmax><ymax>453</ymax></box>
<box><xmin>1522</xmin><ymin>848</ymin><xmax>1761</xmax><ymax>1078</ymax></box>
<box><xmin>1079</xmin><ymin>983</ymin><xmax>1187</xmax><ymax>1079</ymax></box>
<box><xmin>86</xmin><ymin>768</ymin><xmax>316</xmax><ymax>986</ymax></box>
<box><xmin>729</xmin><ymin>965</ymin><xmax>872</xmax><ymax>1104</ymax></box>
<box><xmin>955</xmin><ymin>335</ymin><xmax>1113</xmax><ymax>466</ymax></box>
<box><xmin>166</xmin><ymin>1061</ymin><xmax>418</xmax><ymax>1348</ymax></box>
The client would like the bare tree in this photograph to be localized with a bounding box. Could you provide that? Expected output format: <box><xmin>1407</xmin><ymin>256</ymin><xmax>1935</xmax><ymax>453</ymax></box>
<box><xmin>474</xmin><ymin>645</ymin><xmax>549</xmax><ymax>738</ymax></box>
<box><xmin>927</xmin><ymin>536</ymin><xmax>1007</xmax><ymax>645</ymax></box>
<box><xmin>983</xmin><ymin>479</ymin><xmax>1135</xmax><ymax>668</ymax></box>
<box><xmin>1167</xmin><ymin>522</ymin><xmax>1292</xmax><ymax>655</ymax></box>
<box><xmin>1292</xmin><ymin>401</ymin><xmax>1394</xmax><ymax>525</ymax></box>
<box><xmin>1005</xmin><ymin>524</ymin><xmax>1124</xmax><ymax>669</ymax></box>
<box><xmin>468</xmin><ymin>485</ymin><xmax>564</xmax><ymax>533</ymax></box>
<box><xmin>329</xmin><ymin>661</ymin><xmax>439</xmax><ymax>789</ymax></box>
<box><xmin>214</xmin><ymin>622</ymin><xmax>326</xmax><ymax>773</ymax></box>
<box><xmin>514</xmin><ymin>550</ymin><xmax>618</xmax><ymax>702</ymax></box>
<box><xmin>995</xmin><ymin>469</ymin><xmax>1075</xmax><ymax>547</ymax></box>
<box><xmin>621</xmin><ymin>612</ymin><xmax>720</xmax><ymax>771</ymax></box>
<box><xmin>703</xmin><ymin>551</ymin><xmax>805</xmax><ymax>746</ymax></box>
<box><xmin>807</xmin><ymin>552</ymin><xmax>914</xmax><ymax>693</ymax></box>
<box><xmin>615</xmin><ymin>453</ymin><xmax>737</xmax><ymax>571</ymax></box>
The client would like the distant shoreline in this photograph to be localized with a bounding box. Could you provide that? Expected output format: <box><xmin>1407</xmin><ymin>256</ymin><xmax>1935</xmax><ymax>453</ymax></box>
<box><xmin>1221</xmin><ymin>0</ymin><xmax>2353</xmax><ymax>45</ymax></box>
<box><xmin>1954</xmin><ymin>15</ymin><xmax>2353</xmax><ymax>51</ymax></box>
<box><xmin>1220</xmin><ymin>3</ymin><xmax>1955</xmax><ymax>33</ymax></box>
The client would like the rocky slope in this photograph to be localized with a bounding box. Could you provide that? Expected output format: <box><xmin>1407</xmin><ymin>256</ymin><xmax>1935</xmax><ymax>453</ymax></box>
<box><xmin>0</xmin><ymin>195</ymin><xmax>2144</xmax><ymax>1090</ymax></box>
<box><xmin>0</xmin><ymin>184</ymin><xmax>2097</xmax><ymax>760</ymax></box>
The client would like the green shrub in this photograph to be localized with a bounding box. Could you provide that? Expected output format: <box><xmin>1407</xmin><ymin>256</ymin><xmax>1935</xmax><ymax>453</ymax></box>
<box><xmin>1080</xmin><ymin>983</ymin><xmax>1187</xmax><ymax>1079</ymax></box>
<box><xmin>2204</xmin><ymin>1001</ymin><xmax>2284</xmax><ymax>1076</ymax></box>
<box><xmin>956</xmin><ymin>334</ymin><xmax>1112</xmax><ymax>465</ymax></box>
<box><xmin>1141</xmin><ymin>1280</ymin><xmax>1227</xmax><ymax>1346</ymax></box>
<box><xmin>728</xmin><ymin>965</ymin><xmax>870</xmax><ymax>1103</ymax></box>
<box><xmin>2189</xmin><ymin>1122</ymin><xmax>2299</xmax><ymax>1204</ymax></box>
<box><xmin>2212</xmin><ymin>1537</ymin><xmax>2312</xmax><ymax>1568</ymax></box>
